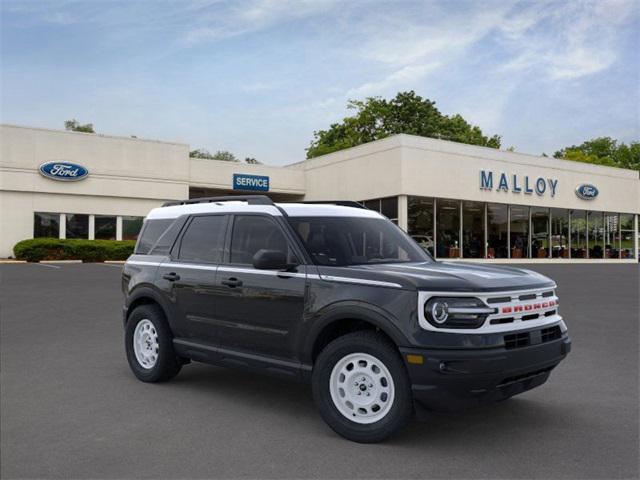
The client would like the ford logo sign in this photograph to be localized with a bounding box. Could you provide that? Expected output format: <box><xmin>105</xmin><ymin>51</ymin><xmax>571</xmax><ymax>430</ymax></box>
<box><xmin>575</xmin><ymin>183</ymin><xmax>598</xmax><ymax>200</ymax></box>
<box><xmin>39</xmin><ymin>161</ymin><xmax>89</xmax><ymax>182</ymax></box>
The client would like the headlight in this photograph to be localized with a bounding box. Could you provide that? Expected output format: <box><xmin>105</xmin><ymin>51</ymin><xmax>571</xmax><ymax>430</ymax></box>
<box><xmin>424</xmin><ymin>297</ymin><xmax>495</xmax><ymax>329</ymax></box>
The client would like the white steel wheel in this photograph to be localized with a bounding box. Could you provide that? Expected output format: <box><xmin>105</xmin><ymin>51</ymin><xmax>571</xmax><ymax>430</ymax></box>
<box><xmin>329</xmin><ymin>352</ymin><xmax>395</xmax><ymax>424</ymax></box>
<box><xmin>133</xmin><ymin>319</ymin><xmax>159</xmax><ymax>369</ymax></box>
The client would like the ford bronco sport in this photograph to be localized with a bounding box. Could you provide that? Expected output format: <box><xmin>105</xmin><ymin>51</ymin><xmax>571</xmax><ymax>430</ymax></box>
<box><xmin>122</xmin><ymin>195</ymin><xmax>571</xmax><ymax>443</ymax></box>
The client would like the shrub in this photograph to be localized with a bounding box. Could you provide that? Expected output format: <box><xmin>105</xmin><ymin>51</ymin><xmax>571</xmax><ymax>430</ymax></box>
<box><xmin>13</xmin><ymin>238</ymin><xmax>136</xmax><ymax>262</ymax></box>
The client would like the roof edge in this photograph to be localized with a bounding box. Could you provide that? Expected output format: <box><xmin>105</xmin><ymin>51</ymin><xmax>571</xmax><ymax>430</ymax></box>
<box><xmin>0</xmin><ymin>123</ymin><xmax>189</xmax><ymax>147</ymax></box>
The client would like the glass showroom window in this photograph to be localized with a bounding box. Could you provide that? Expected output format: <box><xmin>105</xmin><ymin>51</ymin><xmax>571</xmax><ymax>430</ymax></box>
<box><xmin>65</xmin><ymin>214</ymin><xmax>89</xmax><ymax>239</ymax></box>
<box><xmin>550</xmin><ymin>209</ymin><xmax>569</xmax><ymax>258</ymax></box>
<box><xmin>620</xmin><ymin>214</ymin><xmax>636</xmax><ymax>259</ymax></box>
<box><xmin>531</xmin><ymin>207</ymin><xmax>550</xmax><ymax>258</ymax></box>
<box><xmin>487</xmin><ymin>203</ymin><xmax>508</xmax><ymax>259</ymax></box>
<box><xmin>95</xmin><ymin>215</ymin><xmax>117</xmax><ymax>240</ymax></box>
<box><xmin>34</xmin><ymin>212</ymin><xmax>60</xmax><ymax>238</ymax></box>
<box><xmin>122</xmin><ymin>216</ymin><xmax>144</xmax><ymax>240</ymax></box>
<box><xmin>436</xmin><ymin>199</ymin><xmax>460</xmax><ymax>258</ymax></box>
<box><xmin>510</xmin><ymin>205</ymin><xmax>529</xmax><ymax>259</ymax></box>
<box><xmin>462</xmin><ymin>201</ymin><xmax>484</xmax><ymax>258</ymax></box>
<box><xmin>408</xmin><ymin>196</ymin><xmax>434</xmax><ymax>255</ymax></box>
<box><xmin>380</xmin><ymin>197</ymin><xmax>398</xmax><ymax>223</ymax></box>
<box><xmin>588</xmin><ymin>211</ymin><xmax>604</xmax><ymax>258</ymax></box>
<box><xmin>571</xmin><ymin>210</ymin><xmax>587</xmax><ymax>258</ymax></box>
<box><xmin>362</xmin><ymin>197</ymin><xmax>399</xmax><ymax>223</ymax></box>
<box><xmin>603</xmin><ymin>213</ymin><xmax>619</xmax><ymax>259</ymax></box>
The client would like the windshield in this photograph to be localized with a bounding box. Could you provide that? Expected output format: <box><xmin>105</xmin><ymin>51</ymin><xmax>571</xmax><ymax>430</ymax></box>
<box><xmin>288</xmin><ymin>216</ymin><xmax>432</xmax><ymax>266</ymax></box>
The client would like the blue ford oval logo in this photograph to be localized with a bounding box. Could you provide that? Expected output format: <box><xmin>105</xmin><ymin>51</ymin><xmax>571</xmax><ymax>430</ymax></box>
<box><xmin>575</xmin><ymin>183</ymin><xmax>598</xmax><ymax>200</ymax></box>
<box><xmin>39</xmin><ymin>161</ymin><xmax>89</xmax><ymax>182</ymax></box>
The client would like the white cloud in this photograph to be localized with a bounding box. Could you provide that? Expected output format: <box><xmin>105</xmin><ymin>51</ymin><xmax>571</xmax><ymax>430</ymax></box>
<box><xmin>347</xmin><ymin>63</ymin><xmax>440</xmax><ymax>97</ymax></box>
<box><xmin>499</xmin><ymin>0</ymin><xmax>637</xmax><ymax>80</ymax></box>
<box><xmin>182</xmin><ymin>0</ymin><xmax>341</xmax><ymax>44</ymax></box>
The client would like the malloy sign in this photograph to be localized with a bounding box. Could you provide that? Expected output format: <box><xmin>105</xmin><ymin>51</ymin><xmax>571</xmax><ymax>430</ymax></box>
<box><xmin>480</xmin><ymin>170</ymin><xmax>558</xmax><ymax>197</ymax></box>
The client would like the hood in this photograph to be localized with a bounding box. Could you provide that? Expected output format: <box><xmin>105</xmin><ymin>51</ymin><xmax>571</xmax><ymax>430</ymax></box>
<box><xmin>317</xmin><ymin>261</ymin><xmax>555</xmax><ymax>292</ymax></box>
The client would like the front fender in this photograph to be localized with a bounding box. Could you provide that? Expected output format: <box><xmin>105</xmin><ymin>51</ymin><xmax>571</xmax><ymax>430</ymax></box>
<box><xmin>299</xmin><ymin>300</ymin><xmax>410</xmax><ymax>365</ymax></box>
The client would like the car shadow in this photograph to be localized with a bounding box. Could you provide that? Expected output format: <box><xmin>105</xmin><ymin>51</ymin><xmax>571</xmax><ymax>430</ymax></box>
<box><xmin>151</xmin><ymin>362</ymin><xmax>576</xmax><ymax>446</ymax></box>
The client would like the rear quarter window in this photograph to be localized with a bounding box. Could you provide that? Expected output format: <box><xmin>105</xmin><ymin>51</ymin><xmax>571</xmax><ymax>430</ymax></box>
<box><xmin>135</xmin><ymin>219</ymin><xmax>174</xmax><ymax>254</ymax></box>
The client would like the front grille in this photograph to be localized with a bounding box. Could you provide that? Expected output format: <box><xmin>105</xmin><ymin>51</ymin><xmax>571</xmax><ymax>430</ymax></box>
<box><xmin>504</xmin><ymin>325</ymin><xmax>562</xmax><ymax>350</ymax></box>
<box><xmin>483</xmin><ymin>288</ymin><xmax>560</xmax><ymax>330</ymax></box>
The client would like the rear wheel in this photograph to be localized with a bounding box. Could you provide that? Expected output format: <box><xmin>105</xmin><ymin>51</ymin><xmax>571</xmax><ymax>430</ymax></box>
<box><xmin>125</xmin><ymin>304</ymin><xmax>182</xmax><ymax>382</ymax></box>
<box><xmin>312</xmin><ymin>331</ymin><xmax>413</xmax><ymax>443</ymax></box>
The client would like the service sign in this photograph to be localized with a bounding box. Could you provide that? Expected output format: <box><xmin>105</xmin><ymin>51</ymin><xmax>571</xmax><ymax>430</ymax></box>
<box><xmin>39</xmin><ymin>161</ymin><xmax>89</xmax><ymax>182</ymax></box>
<box><xmin>575</xmin><ymin>184</ymin><xmax>598</xmax><ymax>200</ymax></box>
<box><xmin>233</xmin><ymin>173</ymin><xmax>269</xmax><ymax>192</ymax></box>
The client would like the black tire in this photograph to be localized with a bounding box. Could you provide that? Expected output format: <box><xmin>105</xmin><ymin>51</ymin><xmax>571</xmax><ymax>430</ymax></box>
<box><xmin>312</xmin><ymin>330</ymin><xmax>413</xmax><ymax>443</ymax></box>
<box><xmin>125</xmin><ymin>304</ymin><xmax>182</xmax><ymax>382</ymax></box>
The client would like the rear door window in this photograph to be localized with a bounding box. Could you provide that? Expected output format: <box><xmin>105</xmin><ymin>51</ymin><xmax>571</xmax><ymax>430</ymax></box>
<box><xmin>178</xmin><ymin>215</ymin><xmax>228</xmax><ymax>264</ymax></box>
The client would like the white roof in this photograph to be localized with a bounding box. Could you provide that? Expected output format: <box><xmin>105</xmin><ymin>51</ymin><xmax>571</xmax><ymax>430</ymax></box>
<box><xmin>279</xmin><ymin>203</ymin><xmax>382</xmax><ymax>218</ymax></box>
<box><xmin>145</xmin><ymin>201</ymin><xmax>383</xmax><ymax>220</ymax></box>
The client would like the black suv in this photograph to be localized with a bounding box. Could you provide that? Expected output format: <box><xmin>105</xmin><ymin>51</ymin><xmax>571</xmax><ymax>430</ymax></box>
<box><xmin>122</xmin><ymin>195</ymin><xmax>571</xmax><ymax>443</ymax></box>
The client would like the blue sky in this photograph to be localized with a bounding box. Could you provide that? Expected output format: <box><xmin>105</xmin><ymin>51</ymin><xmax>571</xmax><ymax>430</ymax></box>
<box><xmin>2</xmin><ymin>0</ymin><xmax>639</xmax><ymax>165</ymax></box>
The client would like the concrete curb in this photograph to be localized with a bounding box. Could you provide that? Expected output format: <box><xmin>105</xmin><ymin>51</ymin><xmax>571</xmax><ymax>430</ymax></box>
<box><xmin>39</xmin><ymin>260</ymin><xmax>83</xmax><ymax>264</ymax></box>
<box><xmin>0</xmin><ymin>259</ymin><xmax>27</xmax><ymax>264</ymax></box>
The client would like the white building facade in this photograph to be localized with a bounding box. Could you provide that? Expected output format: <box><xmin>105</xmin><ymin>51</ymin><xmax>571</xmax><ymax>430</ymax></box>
<box><xmin>1</xmin><ymin>124</ymin><xmax>638</xmax><ymax>262</ymax></box>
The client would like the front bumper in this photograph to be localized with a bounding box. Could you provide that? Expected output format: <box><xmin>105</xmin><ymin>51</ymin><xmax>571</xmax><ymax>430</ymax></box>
<box><xmin>400</xmin><ymin>332</ymin><xmax>571</xmax><ymax>412</ymax></box>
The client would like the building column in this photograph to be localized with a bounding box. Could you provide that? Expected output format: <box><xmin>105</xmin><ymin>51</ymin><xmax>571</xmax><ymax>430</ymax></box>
<box><xmin>88</xmin><ymin>215</ymin><xmax>95</xmax><ymax>240</ymax></box>
<box><xmin>116</xmin><ymin>216</ymin><xmax>123</xmax><ymax>241</ymax></box>
<box><xmin>433</xmin><ymin>198</ymin><xmax>437</xmax><ymax>259</ymax></box>
<box><xmin>483</xmin><ymin>203</ymin><xmax>488</xmax><ymax>259</ymax></box>
<box><xmin>459</xmin><ymin>201</ymin><xmax>463</xmax><ymax>258</ymax></box>
<box><xmin>634</xmin><ymin>214</ymin><xmax>639</xmax><ymax>260</ymax></box>
<box><xmin>59</xmin><ymin>213</ymin><xmax>66</xmax><ymax>239</ymax></box>
<box><xmin>397</xmin><ymin>195</ymin><xmax>408</xmax><ymax>232</ymax></box>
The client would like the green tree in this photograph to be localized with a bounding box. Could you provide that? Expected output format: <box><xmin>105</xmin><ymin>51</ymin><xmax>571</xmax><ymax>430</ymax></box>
<box><xmin>189</xmin><ymin>149</ymin><xmax>215</xmax><ymax>159</ymax></box>
<box><xmin>244</xmin><ymin>157</ymin><xmax>262</xmax><ymax>164</ymax></box>
<box><xmin>212</xmin><ymin>150</ymin><xmax>238</xmax><ymax>162</ymax></box>
<box><xmin>189</xmin><ymin>149</ymin><xmax>239</xmax><ymax>162</ymax></box>
<box><xmin>64</xmin><ymin>119</ymin><xmax>94</xmax><ymax>133</ymax></box>
<box><xmin>554</xmin><ymin>137</ymin><xmax>640</xmax><ymax>171</ymax></box>
<box><xmin>306</xmin><ymin>91</ymin><xmax>501</xmax><ymax>158</ymax></box>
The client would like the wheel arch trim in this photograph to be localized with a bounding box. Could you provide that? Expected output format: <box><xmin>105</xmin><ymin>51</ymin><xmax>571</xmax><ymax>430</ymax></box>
<box><xmin>302</xmin><ymin>301</ymin><xmax>409</xmax><ymax>365</ymax></box>
<box><xmin>125</xmin><ymin>285</ymin><xmax>171</xmax><ymax>324</ymax></box>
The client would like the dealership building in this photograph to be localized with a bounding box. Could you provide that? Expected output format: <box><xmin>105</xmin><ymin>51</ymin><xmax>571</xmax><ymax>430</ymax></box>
<box><xmin>1</xmin><ymin>123</ymin><xmax>638</xmax><ymax>262</ymax></box>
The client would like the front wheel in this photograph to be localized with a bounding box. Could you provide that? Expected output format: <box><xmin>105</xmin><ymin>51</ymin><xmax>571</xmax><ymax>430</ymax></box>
<box><xmin>312</xmin><ymin>331</ymin><xmax>413</xmax><ymax>443</ymax></box>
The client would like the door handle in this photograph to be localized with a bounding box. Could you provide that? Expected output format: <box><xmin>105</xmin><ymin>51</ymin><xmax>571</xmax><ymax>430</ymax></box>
<box><xmin>163</xmin><ymin>272</ymin><xmax>180</xmax><ymax>281</ymax></box>
<box><xmin>221</xmin><ymin>277</ymin><xmax>243</xmax><ymax>288</ymax></box>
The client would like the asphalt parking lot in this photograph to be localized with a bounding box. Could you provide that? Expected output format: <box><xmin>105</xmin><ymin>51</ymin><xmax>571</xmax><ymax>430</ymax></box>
<box><xmin>1</xmin><ymin>263</ymin><xmax>638</xmax><ymax>479</ymax></box>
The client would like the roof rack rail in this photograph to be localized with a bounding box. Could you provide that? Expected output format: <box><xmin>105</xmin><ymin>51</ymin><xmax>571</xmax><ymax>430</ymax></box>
<box><xmin>298</xmin><ymin>200</ymin><xmax>367</xmax><ymax>209</ymax></box>
<box><xmin>162</xmin><ymin>195</ymin><xmax>275</xmax><ymax>207</ymax></box>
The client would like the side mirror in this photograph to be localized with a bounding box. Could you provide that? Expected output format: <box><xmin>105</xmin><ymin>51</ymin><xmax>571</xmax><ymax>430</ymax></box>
<box><xmin>252</xmin><ymin>249</ymin><xmax>289</xmax><ymax>270</ymax></box>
